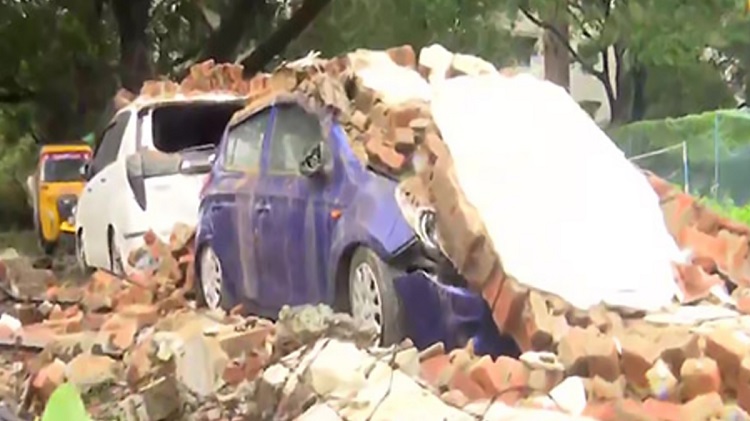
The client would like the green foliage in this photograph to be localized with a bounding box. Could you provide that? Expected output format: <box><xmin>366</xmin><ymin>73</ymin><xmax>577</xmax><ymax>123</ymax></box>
<box><xmin>285</xmin><ymin>0</ymin><xmax>526</xmax><ymax>67</ymax></box>
<box><xmin>41</xmin><ymin>383</ymin><xmax>91</xmax><ymax>421</ymax></box>
<box><xmin>611</xmin><ymin>110</ymin><xmax>750</xmax><ymax>158</ymax></box>
<box><xmin>701</xmin><ymin>196</ymin><xmax>750</xmax><ymax>226</ymax></box>
<box><xmin>644</xmin><ymin>62</ymin><xmax>736</xmax><ymax>120</ymax></box>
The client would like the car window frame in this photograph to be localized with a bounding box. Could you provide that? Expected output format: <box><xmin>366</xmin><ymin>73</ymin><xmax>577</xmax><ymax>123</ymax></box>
<box><xmin>266</xmin><ymin>103</ymin><xmax>327</xmax><ymax>177</ymax></box>
<box><xmin>92</xmin><ymin>111</ymin><xmax>130</xmax><ymax>175</ymax></box>
<box><xmin>221</xmin><ymin>107</ymin><xmax>272</xmax><ymax>174</ymax></box>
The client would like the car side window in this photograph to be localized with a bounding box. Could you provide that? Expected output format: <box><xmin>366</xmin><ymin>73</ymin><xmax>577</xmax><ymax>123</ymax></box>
<box><xmin>223</xmin><ymin>109</ymin><xmax>271</xmax><ymax>171</ymax></box>
<box><xmin>92</xmin><ymin>112</ymin><xmax>130</xmax><ymax>175</ymax></box>
<box><xmin>268</xmin><ymin>104</ymin><xmax>325</xmax><ymax>175</ymax></box>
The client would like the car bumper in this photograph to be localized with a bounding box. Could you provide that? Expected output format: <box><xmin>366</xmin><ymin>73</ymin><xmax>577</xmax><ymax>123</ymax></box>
<box><xmin>393</xmin><ymin>271</ymin><xmax>519</xmax><ymax>358</ymax></box>
<box><xmin>60</xmin><ymin>221</ymin><xmax>76</xmax><ymax>234</ymax></box>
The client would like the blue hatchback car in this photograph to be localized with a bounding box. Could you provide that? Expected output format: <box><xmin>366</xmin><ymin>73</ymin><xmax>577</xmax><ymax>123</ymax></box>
<box><xmin>195</xmin><ymin>94</ymin><xmax>514</xmax><ymax>355</ymax></box>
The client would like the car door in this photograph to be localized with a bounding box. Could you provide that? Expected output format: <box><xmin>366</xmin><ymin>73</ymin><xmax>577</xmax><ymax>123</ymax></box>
<box><xmin>78</xmin><ymin>111</ymin><xmax>131</xmax><ymax>268</ymax></box>
<box><xmin>256</xmin><ymin>103</ymin><xmax>338</xmax><ymax>309</ymax></box>
<box><xmin>207</xmin><ymin>107</ymin><xmax>272</xmax><ymax>305</ymax></box>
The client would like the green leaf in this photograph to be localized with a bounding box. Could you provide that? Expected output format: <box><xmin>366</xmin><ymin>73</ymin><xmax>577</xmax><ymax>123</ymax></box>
<box><xmin>41</xmin><ymin>383</ymin><xmax>91</xmax><ymax>421</ymax></box>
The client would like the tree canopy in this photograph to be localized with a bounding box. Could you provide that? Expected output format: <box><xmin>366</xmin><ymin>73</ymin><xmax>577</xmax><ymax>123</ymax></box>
<box><xmin>0</xmin><ymin>0</ymin><xmax>747</xmax><ymax>143</ymax></box>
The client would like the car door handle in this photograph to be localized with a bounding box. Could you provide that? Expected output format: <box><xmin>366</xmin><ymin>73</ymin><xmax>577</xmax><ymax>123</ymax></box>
<box><xmin>254</xmin><ymin>202</ymin><xmax>271</xmax><ymax>213</ymax></box>
<box><xmin>100</xmin><ymin>178</ymin><xmax>106</xmax><ymax>183</ymax></box>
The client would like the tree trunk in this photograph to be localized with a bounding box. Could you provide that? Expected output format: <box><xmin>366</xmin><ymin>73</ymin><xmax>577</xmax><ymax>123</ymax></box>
<box><xmin>111</xmin><ymin>0</ymin><xmax>153</xmax><ymax>93</ymax></box>
<box><xmin>240</xmin><ymin>0</ymin><xmax>332</xmax><ymax>77</ymax></box>
<box><xmin>542</xmin><ymin>14</ymin><xmax>570</xmax><ymax>90</ymax></box>
<box><xmin>630</xmin><ymin>64</ymin><xmax>648</xmax><ymax>121</ymax></box>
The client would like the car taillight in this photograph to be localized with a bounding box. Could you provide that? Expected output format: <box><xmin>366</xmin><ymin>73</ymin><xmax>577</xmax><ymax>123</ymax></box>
<box><xmin>200</xmin><ymin>172</ymin><xmax>213</xmax><ymax>197</ymax></box>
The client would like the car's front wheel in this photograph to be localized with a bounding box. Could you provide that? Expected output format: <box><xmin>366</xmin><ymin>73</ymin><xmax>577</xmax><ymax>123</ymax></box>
<box><xmin>196</xmin><ymin>244</ymin><xmax>225</xmax><ymax>311</ymax></box>
<box><xmin>348</xmin><ymin>247</ymin><xmax>405</xmax><ymax>345</ymax></box>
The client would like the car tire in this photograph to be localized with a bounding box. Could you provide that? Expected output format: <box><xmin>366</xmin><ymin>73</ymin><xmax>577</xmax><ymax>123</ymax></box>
<box><xmin>107</xmin><ymin>228</ymin><xmax>125</xmax><ymax>275</ymax></box>
<box><xmin>195</xmin><ymin>244</ymin><xmax>225</xmax><ymax>311</ymax></box>
<box><xmin>348</xmin><ymin>247</ymin><xmax>405</xmax><ymax>346</ymax></box>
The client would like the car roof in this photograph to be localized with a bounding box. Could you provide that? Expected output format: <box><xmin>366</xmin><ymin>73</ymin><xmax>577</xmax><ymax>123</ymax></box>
<box><xmin>228</xmin><ymin>92</ymin><xmax>325</xmax><ymax>128</ymax></box>
<box><xmin>116</xmin><ymin>92</ymin><xmax>247</xmax><ymax>117</ymax></box>
<box><xmin>40</xmin><ymin>143</ymin><xmax>92</xmax><ymax>154</ymax></box>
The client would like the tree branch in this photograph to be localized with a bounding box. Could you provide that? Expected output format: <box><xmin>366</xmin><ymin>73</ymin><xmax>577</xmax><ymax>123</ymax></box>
<box><xmin>196</xmin><ymin>0</ymin><xmax>269</xmax><ymax>64</ymax></box>
<box><xmin>519</xmin><ymin>6</ymin><xmax>604</xmax><ymax>78</ymax></box>
<box><xmin>240</xmin><ymin>0</ymin><xmax>332</xmax><ymax>78</ymax></box>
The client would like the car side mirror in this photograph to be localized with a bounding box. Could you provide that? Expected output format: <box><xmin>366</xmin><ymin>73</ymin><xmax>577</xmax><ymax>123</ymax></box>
<box><xmin>80</xmin><ymin>162</ymin><xmax>92</xmax><ymax>180</ymax></box>
<box><xmin>299</xmin><ymin>141</ymin><xmax>332</xmax><ymax>178</ymax></box>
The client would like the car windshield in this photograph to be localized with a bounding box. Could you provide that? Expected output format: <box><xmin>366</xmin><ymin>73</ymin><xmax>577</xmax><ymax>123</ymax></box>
<box><xmin>41</xmin><ymin>152</ymin><xmax>89</xmax><ymax>182</ymax></box>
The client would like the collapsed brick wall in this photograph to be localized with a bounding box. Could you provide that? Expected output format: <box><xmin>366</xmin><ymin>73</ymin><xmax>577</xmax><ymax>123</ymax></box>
<box><xmin>221</xmin><ymin>45</ymin><xmax>579</xmax><ymax>356</ymax></box>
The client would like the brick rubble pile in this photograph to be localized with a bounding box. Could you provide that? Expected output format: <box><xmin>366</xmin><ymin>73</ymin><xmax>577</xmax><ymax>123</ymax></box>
<box><xmin>1</xmin><ymin>46</ymin><xmax>750</xmax><ymax>420</ymax></box>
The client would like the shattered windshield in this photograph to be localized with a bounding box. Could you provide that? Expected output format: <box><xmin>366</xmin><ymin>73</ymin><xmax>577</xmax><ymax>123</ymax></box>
<box><xmin>41</xmin><ymin>152</ymin><xmax>89</xmax><ymax>182</ymax></box>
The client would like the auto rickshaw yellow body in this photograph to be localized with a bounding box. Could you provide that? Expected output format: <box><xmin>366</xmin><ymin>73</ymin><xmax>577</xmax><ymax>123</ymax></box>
<box><xmin>28</xmin><ymin>143</ymin><xmax>92</xmax><ymax>253</ymax></box>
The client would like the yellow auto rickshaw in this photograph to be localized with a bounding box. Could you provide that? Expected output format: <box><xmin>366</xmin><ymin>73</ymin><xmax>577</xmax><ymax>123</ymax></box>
<box><xmin>28</xmin><ymin>143</ymin><xmax>92</xmax><ymax>254</ymax></box>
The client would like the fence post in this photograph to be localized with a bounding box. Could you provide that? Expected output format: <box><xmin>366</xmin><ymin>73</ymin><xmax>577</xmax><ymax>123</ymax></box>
<box><xmin>713</xmin><ymin>113</ymin><xmax>720</xmax><ymax>199</ymax></box>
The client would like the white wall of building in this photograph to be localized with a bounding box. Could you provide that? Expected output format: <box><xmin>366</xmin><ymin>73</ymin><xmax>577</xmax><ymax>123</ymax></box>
<box><xmin>509</xmin><ymin>15</ymin><xmax>615</xmax><ymax>125</ymax></box>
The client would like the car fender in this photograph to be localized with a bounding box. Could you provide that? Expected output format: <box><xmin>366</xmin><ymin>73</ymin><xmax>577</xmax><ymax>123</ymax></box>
<box><xmin>326</xmin><ymin>176</ymin><xmax>415</xmax><ymax>299</ymax></box>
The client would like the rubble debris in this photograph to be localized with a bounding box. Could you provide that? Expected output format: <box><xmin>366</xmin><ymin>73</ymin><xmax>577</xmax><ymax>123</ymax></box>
<box><xmin>7</xmin><ymin>45</ymin><xmax>750</xmax><ymax>420</ymax></box>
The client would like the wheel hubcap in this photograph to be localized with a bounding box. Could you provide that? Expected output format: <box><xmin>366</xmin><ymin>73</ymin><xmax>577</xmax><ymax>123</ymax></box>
<box><xmin>350</xmin><ymin>262</ymin><xmax>384</xmax><ymax>335</ymax></box>
<box><xmin>200</xmin><ymin>247</ymin><xmax>222</xmax><ymax>310</ymax></box>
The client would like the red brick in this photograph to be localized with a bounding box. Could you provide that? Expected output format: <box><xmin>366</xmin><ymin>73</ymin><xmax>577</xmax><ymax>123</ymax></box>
<box><xmin>98</xmin><ymin>314</ymin><xmax>138</xmax><ymax>351</ymax></box>
<box><xmin>680</xmin><ymin>392</ymin><xmax>724</xmax><ymax>420</ymax></box>
<box><xmin>468</xmin><ymin>356</ymin><xmax>528</xmax><ymax>405</ymax></box>
<box><xmin>680</xmin><ymin>357</ymin><xmax>721</xmax><ymax>401</ymax></box>
<box><xmin>386</xmin><ymin>45</ymin><xmax>417</xmax><ymax>68</ymax></box>
<box><xmin>364</xmin><ymin>132</ymin><xmax>406</xmax><ymax>173</ymax></box>
<box><xmin>32</xmin><ymin>360</ymin><xmax>65</xmax><ymax>402</ymax></box>
<box><xmin>448</xmin><ymin>369</ymin><xmax>488</xmax><ymax>401</ymax></box>
<box><xmin>642</xmin><ymin>399</ymin><xmax>681</xmax><ymax>421</ymax></box>
<box><xmin>738</xmin><ymin>357</ymin><xmax>750</xmax><ymax>413</ymax></box>
<box><xmin>218</xmin><ymin>327</ymin><xmax>273</xmax><ymax>360</ymax></box>
<box><xmin>118</xmin><ymin>304</ymin><xmax>159</xmax><ymax>329</ymax></box>
<box><xmin>222</xmin><ymin>360</ymin><xmax>246</xmax><ymax>386</ymax></box>
<box><xmin>620</xmin><ymin>333</ymin><xmax>662</xmax><ymax>391</ymax></box>
<box><xmin>481</xmin><ymin>275</ymin><xmax>528</xmax><ymax>343</ymax></box>
<box><xmin>518</xmin><ymin>291</ymin><xmax>568</xmax><ymax>352</ymax></box>
<box><xmin>420</xmin><ymin>354</ymin><xmax>452</xmax><ymax>388</ymax></box>
<box><xmin>42</xmin><ymin>311</ymin><xmax>83</xmax><ymax>335</ymax></box>
<box><xmin>705</xmin><ymin>329</ymin><xmax>750</xmax><ymax>392</ymax></box>
<box><xmin>558</xmin><ymin>327</ymin><xmax>620</xmax><ymax>382</ymax></box>
<box><xmin>659</xmin><ymin>330</ymin><xmax>701</xmax><ymax>376</ymax></box>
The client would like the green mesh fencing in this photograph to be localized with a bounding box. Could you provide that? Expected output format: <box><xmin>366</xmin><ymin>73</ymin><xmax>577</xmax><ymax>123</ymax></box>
<box><xmin>611</xmin><ymin>109</ymin><xmax>750</xmax><ymax>204</ymax></box>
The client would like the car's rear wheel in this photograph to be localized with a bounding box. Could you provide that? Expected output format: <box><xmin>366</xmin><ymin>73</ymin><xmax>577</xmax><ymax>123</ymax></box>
<box><xmin>348</xmin><ymin>247</ymin><xmax>405</xmax><ymax>345</ymax></box>
<box><xmin>196</xmin><ymin>245</ymin><xmax>224</xmax><ymax>310</ymax></box>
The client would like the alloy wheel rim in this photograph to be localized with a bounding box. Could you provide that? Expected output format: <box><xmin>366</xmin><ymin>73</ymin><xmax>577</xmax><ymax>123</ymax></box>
<box><xmin>350</xmin><ymin>262</ymin><xmax>384</xmax><ymax>335</ymax></box>
<box><xmin>200</xmin><ymin>247</ymin><xmax>222</xmax><ymax>310</ymax></box>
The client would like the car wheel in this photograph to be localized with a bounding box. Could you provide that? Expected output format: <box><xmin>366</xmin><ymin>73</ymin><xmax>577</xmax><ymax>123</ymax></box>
<box><xmin>196</xmin><ymin>245</ymin><xmax>224</xmax><ymax>310</ymax></box>
<box><xmin>76</xmin><ymin>231</ymin><xmax>94</xmax><ymax>275</ymax></box>
<box><xmin>348</xmin><ymin>247</ymin><xmax>405</xmax><ymax>345</ymax></box>
<box><xmin>108</xmin><ymin>229</ymin><xmax>125</xmax><ymax>275</ymax></box>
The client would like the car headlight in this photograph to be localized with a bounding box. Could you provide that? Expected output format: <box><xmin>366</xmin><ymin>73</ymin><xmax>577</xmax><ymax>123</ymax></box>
<box><xmin>416</xmin><ymin>209</ymin><xmax>440</xmax><ymax>251</ymax></box>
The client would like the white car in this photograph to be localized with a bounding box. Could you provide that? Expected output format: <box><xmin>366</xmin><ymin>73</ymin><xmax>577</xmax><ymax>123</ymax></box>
<box><xmin>75</xmin><ymin>94</ymin><xmax>245</xmax><ymax>274</ymax></box>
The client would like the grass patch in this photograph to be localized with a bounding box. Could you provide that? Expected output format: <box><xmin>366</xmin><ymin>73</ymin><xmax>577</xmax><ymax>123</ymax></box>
<box><xmin>0</xmin><ymin>230</ymin><xmax>38</xmax><ymax>256</ymax></box>
<box><xmin>700</xmin><ymin>197</ymin><xmax>750</xmax><ymax>227</ymax></box>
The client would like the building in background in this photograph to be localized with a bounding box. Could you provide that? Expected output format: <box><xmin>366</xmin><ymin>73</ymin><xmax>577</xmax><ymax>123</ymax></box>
<box><xmin>508</xmin><ymin>15</ymin><xmax>615</xmax><ymax>126</ymax></box>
